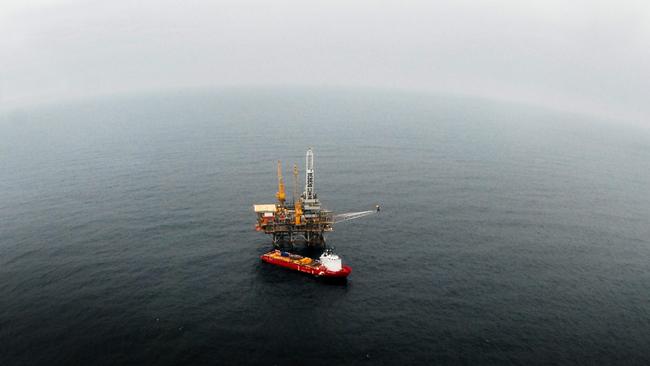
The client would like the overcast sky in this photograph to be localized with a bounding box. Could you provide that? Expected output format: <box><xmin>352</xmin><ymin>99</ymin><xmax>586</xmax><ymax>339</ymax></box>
<box><xmin>1</xmin><ymin>0</ymin><xmax>649</xmax><ymax>123</ymax></box>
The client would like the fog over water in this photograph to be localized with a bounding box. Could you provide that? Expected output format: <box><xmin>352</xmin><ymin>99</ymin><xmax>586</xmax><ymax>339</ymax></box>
<box><xmin>1</xmin><ymin>0</ymin><xmax>649</xmax><ymax>123</ymax></box>
<box><xmin>2</xmin><ymin>1</ymin><xmax>650</xmax><ymax>365</ymax></box>
<box><xmin>1</xmin><ymin>90</ymin><xmax>649</xmax><ymax>365</ymax></box>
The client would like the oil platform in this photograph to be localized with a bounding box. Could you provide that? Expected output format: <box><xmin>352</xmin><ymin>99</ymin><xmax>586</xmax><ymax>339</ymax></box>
<box><xmin>254</xmin><ymin>148</ymin><xmax>375</xmax><ymax>248</ymax></box>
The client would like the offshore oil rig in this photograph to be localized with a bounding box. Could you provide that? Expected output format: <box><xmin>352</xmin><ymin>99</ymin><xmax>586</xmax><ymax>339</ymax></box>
<box><xmin>254</xmin><ymin>148</ymin><xmax>376</xmax><ymax>248</ymax></box>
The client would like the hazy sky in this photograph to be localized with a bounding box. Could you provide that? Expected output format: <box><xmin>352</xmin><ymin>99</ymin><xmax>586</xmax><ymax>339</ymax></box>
<box><xmin>1</xmin><ymin>0</ymin><xmax>649</xmax><ymax>122</ymax></box>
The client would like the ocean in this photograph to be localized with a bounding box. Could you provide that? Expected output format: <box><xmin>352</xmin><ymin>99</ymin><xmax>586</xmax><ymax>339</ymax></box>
<box><xmin>1</xmin><ymin>88</ymin><xmax>649</xmax><ymax>365</ymax></box>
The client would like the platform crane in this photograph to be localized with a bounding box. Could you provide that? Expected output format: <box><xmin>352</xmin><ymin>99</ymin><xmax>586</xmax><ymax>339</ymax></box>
<box><xmin>275</xmin><ymin>160</ymin><xmax>286</xmax><ymax>209</ymax></box>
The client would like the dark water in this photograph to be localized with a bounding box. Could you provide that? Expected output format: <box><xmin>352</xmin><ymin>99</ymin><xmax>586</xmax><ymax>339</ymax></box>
<box><xmin>1</xmin><ymin>89</ymin><xmax>649</xmax><ymax>365</ymax></box>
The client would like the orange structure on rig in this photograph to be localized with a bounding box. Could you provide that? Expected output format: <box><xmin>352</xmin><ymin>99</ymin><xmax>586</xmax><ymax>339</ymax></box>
<box><xmin>254</xmin><ymin>148</ymin><xmax>378</xmax><ymax>248</ymax></box>
<box><xmin>254</xmin><ymin>148</ymin><xmax>333</xmax><ymax>247</ymax></box>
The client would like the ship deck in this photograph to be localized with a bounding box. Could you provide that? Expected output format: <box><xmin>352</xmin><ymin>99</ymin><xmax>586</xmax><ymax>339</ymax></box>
<box><xmin>263</xmin><ymin>250</ymin><xmax>322</xmax><ymax>268</ymax></box>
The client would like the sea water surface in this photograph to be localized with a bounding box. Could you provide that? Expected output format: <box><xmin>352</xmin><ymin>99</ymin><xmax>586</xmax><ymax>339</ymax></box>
<box><xmin>1</xmin><ymin>89</ymin><xmax>649</xmax><ymax>365</ymax></box>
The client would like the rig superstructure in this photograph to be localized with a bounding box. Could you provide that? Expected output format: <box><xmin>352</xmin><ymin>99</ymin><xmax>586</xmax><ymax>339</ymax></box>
<box><xmin>254</xmin><ymin>148</ymin><xmax>375</xmax><ymax>248</ymax></box>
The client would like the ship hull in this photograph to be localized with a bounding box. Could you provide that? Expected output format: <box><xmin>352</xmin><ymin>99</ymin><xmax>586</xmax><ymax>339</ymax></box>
<box><xmin>261</xmin><ymin>251</ymin><xmax>351</xmax><ymax>278</ymax></box>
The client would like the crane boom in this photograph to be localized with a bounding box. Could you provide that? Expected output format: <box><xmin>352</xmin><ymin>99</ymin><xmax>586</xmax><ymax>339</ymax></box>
<box><xmin>275</xmin><ymin>160</ymin><xmax>286</xmax><ymax>207</ymax></box>
<box><xmin>333</xmin><ymin>210</ymin><xmax>376</xmax><ymax>223</ymax></box>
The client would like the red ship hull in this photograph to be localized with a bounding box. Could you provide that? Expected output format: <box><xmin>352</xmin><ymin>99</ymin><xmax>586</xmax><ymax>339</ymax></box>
<box><xmin>261</xmin><ymin>251</ymin><xmax>351</xmax><ymax>278</ymax></box>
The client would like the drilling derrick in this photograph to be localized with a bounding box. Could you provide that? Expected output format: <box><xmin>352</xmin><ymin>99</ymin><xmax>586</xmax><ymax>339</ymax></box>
<box><xmin>253</xmin><ymin>148</ymin><xmax>333</xmax><ymax>248</ymax></box>
<box><xmin>305</xmin><ymin>149</ymin><xmax>315</xmax><ymax>200</ymax></box>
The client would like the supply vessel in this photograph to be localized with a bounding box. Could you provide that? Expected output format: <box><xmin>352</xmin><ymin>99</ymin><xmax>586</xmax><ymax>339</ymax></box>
<box><xmin>261</xmin><ymin>249</ymin><xmax>352</xmax><ymax>278</ymax></box>
<box><xmin>254</xmin><ymin>148</ymin><xmax>376</xmax><ymax>277</ymax></box>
